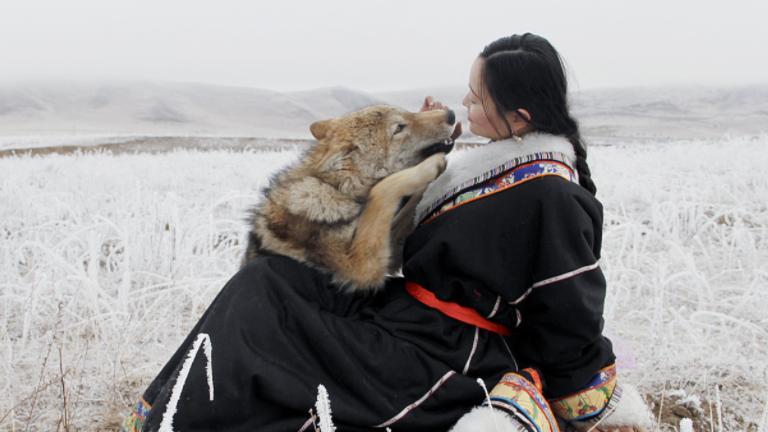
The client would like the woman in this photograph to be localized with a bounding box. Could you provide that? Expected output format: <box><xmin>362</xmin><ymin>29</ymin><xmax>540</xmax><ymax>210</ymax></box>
<box><xmin>123</xmin><ymin>33</ymin><xmax>651</xmax><ymax>431</ymax></box>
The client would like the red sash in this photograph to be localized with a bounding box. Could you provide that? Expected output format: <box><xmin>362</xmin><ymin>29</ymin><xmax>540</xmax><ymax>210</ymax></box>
<box><xmin>405</xmin><ymin>281</ymin><xmax>511</xmax><ymax>336</ymax></box>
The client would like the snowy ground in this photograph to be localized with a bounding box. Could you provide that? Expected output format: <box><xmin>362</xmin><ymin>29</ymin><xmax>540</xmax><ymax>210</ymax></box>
<box><xmin>1</xmin><ymin>136</ymin><xmax>767</xmax><ymax>431</ymax></box>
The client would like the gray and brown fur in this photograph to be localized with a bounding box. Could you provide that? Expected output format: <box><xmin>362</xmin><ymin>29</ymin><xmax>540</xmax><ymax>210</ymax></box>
<box><xmin>242</xmin><ymin>105</ymin><xmax>456</xmax><ymax>291</ymax></box>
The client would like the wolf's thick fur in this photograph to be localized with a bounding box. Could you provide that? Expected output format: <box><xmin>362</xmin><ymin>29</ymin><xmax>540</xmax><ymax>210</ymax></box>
<box><xmin>242</xmin><ymin>105</ymin><xmax>457</xmax><ymax>291</ymax></box>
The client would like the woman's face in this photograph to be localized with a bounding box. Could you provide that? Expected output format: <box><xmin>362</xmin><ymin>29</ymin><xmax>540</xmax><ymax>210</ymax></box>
<box><xmin>462</xmin><ymin>57</ymin><xmax>505</xmax><ymax>140</ymax></box>
<box><xmin>462</xmin><ymin>57</ymin><xmax>530</xmax><ymax>141</ymax></box>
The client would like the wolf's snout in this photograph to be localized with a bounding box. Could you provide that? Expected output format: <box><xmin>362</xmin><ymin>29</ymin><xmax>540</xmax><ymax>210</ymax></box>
<box><xmin>445</xmin><ymin>110</ymin><xmax>456</xmax><ymax>126</ymax></box>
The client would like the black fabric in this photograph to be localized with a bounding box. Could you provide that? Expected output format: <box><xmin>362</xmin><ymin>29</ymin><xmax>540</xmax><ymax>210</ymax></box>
<box><xmin>404</xmin><ymin>176</ymin><xmax>615</xmax><ymax>398</ymax></box>
<box><xmin>138</xmin><ymin>174</ymin><xmax>614</xmax><ymax>431</ymax></box>
<box><xmin>140</xmin><ymin>255</ymin><xmax>512</xmax><ymax>431</ymax></box>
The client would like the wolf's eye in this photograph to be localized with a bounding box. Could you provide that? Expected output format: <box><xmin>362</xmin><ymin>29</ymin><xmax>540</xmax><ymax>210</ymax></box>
<box><xmin>393</xmin><ymin>124</ymin><xmax>406</xmax><ymax>135</ymax></box>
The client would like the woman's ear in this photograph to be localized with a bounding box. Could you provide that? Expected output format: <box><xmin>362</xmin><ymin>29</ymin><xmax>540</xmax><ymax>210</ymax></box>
<box><xmin>515</xmin><ymin>109</ymin><xmax>532</xmax><ymax>122</ymax></box>
<box><xmin>503</xmin><ymin>108</ymin><xmax>533</xmax><ymax>136</ymax></box>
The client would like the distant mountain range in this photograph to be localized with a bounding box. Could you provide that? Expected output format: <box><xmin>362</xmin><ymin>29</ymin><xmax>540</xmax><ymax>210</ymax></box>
<box><xmin>0</xmin><ymin>80</ymin><xmax>766</xmax><ymax>150</ymax></box>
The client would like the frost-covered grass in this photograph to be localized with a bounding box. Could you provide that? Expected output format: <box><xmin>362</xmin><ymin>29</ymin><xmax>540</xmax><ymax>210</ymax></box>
<box><xmin>1</xmin><ymin>136</ymin><xmax>767</xmax><ymax>431</ymax></box>
<box><xmin>593</xmin><ymin>135</ymin><xmax>768</xmax><ymax>430</ymax></box>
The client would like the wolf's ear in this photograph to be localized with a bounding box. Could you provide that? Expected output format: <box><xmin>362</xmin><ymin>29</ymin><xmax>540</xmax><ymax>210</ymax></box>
<box><xmin>310</xmin><ymin>120</ymin><xmax>333</xmax><ymax>140</ymax></box>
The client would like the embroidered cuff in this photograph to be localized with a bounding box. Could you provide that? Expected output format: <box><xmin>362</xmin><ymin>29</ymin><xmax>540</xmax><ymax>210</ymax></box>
<box><xmin>550</xmin><ymin>363</ymin><xmax>619</xmax><ymax>426</ymax></box>
<box><xmin>487</xmin><ymin>369</ymin><xmax>560</xmax><ymax>432</ymax></box>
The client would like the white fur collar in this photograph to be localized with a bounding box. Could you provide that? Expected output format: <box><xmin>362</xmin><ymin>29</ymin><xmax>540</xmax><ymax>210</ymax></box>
<box><xmin>415</xmin><ymin>132</ymin><xmax>577</xmax><ymax>223</ymax></box>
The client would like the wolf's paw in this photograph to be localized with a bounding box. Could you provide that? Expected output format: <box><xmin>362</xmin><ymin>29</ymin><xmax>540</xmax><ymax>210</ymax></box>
<box><xmin>372</xmin><ymin>153</ymin><xmax>447</xmax><ymax>199</ymax></box>
<box><xmin>403</xmin><ymin>153</ymin><xmax>446</xmax><ymax>195</ymax></box>
<box><xmin>419</xmin><ymin>152</ymin><xmax>447</xmax><ymax>181</ymax></box>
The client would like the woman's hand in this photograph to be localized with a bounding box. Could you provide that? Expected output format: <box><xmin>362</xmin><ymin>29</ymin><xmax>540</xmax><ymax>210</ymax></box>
<box><xmin>420</xmin><ymin>96</ymin><xmax>448</xmax><ymax>112</ymax></box>
<box><xmin>420</xmin><ymin>96</ymin><xmax>463</xmax><ymax>141</ymax></box>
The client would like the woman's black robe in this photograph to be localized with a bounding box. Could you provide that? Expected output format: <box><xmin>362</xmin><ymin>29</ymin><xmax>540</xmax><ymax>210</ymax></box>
<box><xmin>129</xmin><ymin>157</ymin><xmax>614</xmax><ymax>432</ymax></box>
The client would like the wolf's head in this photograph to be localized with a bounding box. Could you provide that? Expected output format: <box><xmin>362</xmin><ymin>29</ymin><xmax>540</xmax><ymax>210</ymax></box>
<box><xmin>307</xmin><ymin>105</ymin><xmax>460</xmax><ymax>196</ymax></box>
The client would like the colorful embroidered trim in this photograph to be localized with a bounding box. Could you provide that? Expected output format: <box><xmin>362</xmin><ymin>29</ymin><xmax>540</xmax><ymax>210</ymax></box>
<box><xmin>417</xmin><ymin>151</ymin><xmax>576</xmax><ymax>224</ymax></box>
<box><xmin>519</xmin><ymin>367</ymin><xmax>544</xmax><ymax>393</ymax></box>
<box><xmin>489</xmin><ymin>372</ymin><xmax>561</xmax><ymax>432</ymax></box>
<box><xmin>121</xmin><ymin>397</ymin><xmax>151</xmax><ymax>432</ymax></box>
<box><xmin>420</xmin><ymin>159</ymin><xmax>577</xmax><ymax>225</ymax></box>
<box><xmin>405</xmin><ymin>281</ymin><xmax>511</xmax><ymax>335</ymax></box>
<box><xmin>569</xmin><ymin>384</ymin><xmax>624</xmax><ymax>431</ymax></box>
<box><xmin>551</xmin><ymin>363</ymin><xmax>617</xmax><ymax>421</ymax></box>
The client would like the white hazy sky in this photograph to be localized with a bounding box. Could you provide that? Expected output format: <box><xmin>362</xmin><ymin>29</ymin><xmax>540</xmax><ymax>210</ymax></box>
<box><xmin>1</xmin><ymin>0</ymin><xmax>766</xmax><ymax>92</ymax></box>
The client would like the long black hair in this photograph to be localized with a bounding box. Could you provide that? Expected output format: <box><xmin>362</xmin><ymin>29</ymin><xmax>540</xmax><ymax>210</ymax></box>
<box><xmin>479</xmin><ymin>33</ymin><xmax>597</xmax><ymax>195</ymax></box>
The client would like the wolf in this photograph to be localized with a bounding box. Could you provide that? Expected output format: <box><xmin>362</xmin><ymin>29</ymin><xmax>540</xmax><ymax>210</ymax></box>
<box><xmin>242</xmin><ymin>105</ymin><xmax>461</xmax><ymax>291</ymax></box>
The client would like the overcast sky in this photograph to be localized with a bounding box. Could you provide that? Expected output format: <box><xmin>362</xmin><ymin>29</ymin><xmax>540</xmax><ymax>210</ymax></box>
<box><xmin>1</xmin><ymin>0</ymin><xmax>766</xmax><ymax>92</ymax></box>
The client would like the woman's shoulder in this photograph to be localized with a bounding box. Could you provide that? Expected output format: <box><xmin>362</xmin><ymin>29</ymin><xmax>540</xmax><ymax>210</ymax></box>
<box><xmin>492</xmin><ymin>175</ymin><xmax>605</xmax><ymax>237</ymax></box>
<box><xmin>500</xmin><ymin>173</ymin><xmax>602</xmax><ymax>209</ymax></box>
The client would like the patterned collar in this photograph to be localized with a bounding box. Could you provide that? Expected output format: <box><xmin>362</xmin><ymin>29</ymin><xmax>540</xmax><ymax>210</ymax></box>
<box><xmin>414</xmin><ymin>132</ymin><xmax>577</xmax><ymax>224</ymax></box>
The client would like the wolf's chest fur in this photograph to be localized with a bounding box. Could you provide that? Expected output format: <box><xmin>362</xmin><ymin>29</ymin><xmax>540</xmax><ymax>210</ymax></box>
<box><xmin>244</xmin><ymin>169</ymin><xmax>366</xmax><ymax>272</ymax></box>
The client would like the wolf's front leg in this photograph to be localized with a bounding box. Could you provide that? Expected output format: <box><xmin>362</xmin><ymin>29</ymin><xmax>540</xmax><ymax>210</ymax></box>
<box><xmin>387</xmin><ymin>190</ymin><xmax>425</xmax><ymax>274</ymax></box>
<box><xmin>334</xmin><ymin>153</ymin><xmax>447</xmax><ymax>290</ymax></box>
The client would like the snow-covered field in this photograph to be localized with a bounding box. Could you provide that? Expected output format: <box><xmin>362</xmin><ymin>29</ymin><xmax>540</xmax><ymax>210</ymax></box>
<box><xmin>1</xmin><ymin>136</ymin><xmax>767</xmax><ymax>430</ymax></box>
